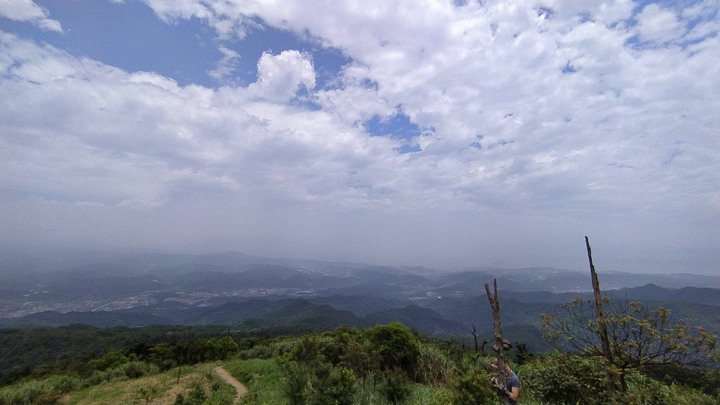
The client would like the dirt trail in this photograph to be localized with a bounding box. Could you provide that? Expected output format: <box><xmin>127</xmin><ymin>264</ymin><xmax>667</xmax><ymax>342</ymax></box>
<box><xmin>214</xmin><ymin>366</ymin><xmax>248</xmax><ymax>403</ymax></box>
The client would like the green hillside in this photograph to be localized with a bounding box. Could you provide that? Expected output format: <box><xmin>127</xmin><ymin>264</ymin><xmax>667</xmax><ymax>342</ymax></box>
<box><xmin>1</xmin><ymin>322</ymin><xmax>718</xmax><ymax>405</ymax></box>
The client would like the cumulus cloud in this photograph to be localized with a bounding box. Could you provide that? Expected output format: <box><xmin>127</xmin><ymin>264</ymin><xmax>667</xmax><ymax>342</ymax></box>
<box><xmin>248</xmin><ymin>50</ymin><xmax>316</xmax><ymax>102</ymax></box>
<box><xmin>0</xmin><ymin>0</ymin><xmax>62</xmax><ymax>32</ymax></box>
<box><xmin>0</xmin><ymin>32</ymin><xmax>390</xmax><ymax>210</ymax></box>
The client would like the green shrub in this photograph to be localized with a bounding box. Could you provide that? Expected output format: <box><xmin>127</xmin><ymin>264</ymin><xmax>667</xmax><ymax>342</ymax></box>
<box><xmin>415</xmin><ymin>344</ymin><xmax>452</xmax><ymax>385</ymax></box>
<box><xmin>119</xmin><ymin>361</ymin><xmax>159</xmax><ymax>379</ymax></box>
<box><xmin>89</xmin><ymin>351</ymin><xmax>129</xmax><ymax>371</ymax></box>
<box><xmin>277</xmin><ymin>355</ymin><xmax>310</xmax><ymax>405</ymax></box>
<box><xmin>340</xmin><ymin>340</ymin><xmax>378</xmax><ymax>379</ymax></box>
<box><xmin>175</xmin><ymin>382</ymin><xmax>207</xmax><ymax>405</ymax></box>
<box><xmin>447</xmin><ymin>365</ymin><xmax>495</xmax><ymax>405</ymax></box>
<box><xmin>642</xmin><ymin>364</ymin><xmax>720</xmax><ymax>398</ymax></box>
<box><xmin>0</xmin><ymin>374</ymin><xmax>82</xmax><ymax>404</ymax></box>
<box><xmin>310</xmin><ymin>366</ymin><xmax>357</xmax><ymax>405</ymax></box>
<box><xmin>625</xmin><ymin>372</ymin><xmax>716</xmax><ymax>405</ymax></box>
<box><xmin>239</xmin><ymin>344</ymin><xmax>274</xmax><ymax>359</ymax></box>
<box><xmin>366</xmin><ymin>323</ymin><xmax>421</xmax><ymax>378</ymax></box>
<box><xmin>377</xmin><ymin>369</ymin><xmax>413</xmax><ymax>404</ymax></box>
<box><xmin>519</xmin><ymin>352</ymin><xmax>609</xmax><ymax>405</ymax></box>
<box><xmin>278</xmin><ymin>352</ymin><xmax>359</xmax><ymax>405</ymax></box>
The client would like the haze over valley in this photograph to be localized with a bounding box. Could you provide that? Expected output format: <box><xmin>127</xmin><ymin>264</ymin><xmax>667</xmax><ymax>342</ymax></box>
<box><xmin>2</xmin><ymin>251</ymin><xmax>718</xmax><ymax>352</ymax></box>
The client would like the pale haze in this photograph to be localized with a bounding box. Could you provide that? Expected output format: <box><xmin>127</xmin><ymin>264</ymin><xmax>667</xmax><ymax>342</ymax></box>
<box><xmin>1</xmin><ymin>0</ymin><xmax>718</xmax><ymax>274</ymax></box>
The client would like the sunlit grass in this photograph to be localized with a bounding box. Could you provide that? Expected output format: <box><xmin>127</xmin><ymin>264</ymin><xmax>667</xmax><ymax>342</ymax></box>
<box><xmin>53</xmin><ymin>363</ymin><xmax>234</xmax><ymax>405</ymax></box>
<box><xmin>62</xmin><ymin>365</ymin><xmax>202</xmax><ymax>405</ymax></box>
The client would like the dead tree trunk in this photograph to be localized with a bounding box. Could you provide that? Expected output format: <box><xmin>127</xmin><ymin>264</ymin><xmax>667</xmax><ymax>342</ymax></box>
<box><xmin>485</xmin><ymin>279</ymin><xmax>510</xmax><ymax>405</ymax></box>
<box><xmin>585</xmin><ymin>236</ymin><xmax>617</xmax><ymax>399</ymax></box>
<box><xmin>470</xmin><ymin>324</ymin><xmax>479</xmax><ymax>355</ymax></box>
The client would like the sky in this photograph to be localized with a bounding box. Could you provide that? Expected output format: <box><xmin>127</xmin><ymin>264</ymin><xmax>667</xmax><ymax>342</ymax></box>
<box><xmin>0</xmin><ymin>0</ymin><xmax>718</xmax><ymax>275</ymax></box>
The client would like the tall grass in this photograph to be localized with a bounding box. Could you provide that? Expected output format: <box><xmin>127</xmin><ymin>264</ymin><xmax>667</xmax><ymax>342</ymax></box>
<box><xmin>0</xmin><ymin>361</ymin><xmax>161</xmax><ymax>405</ymax></box>
<box><xmin>225</xmin><ymin>358</ymin><xmax>286</xmax><ymax>404</ymax></box>
<box><xmin>0</xmin><ymin>374</ymin><xmax>82</xmax><ymax>404</ymax></box>
<box><xmin>0</xmin><ymin>362</ymin><xmax>240</xmax><ymax>405</ymax></box>
<box><xmin>62</xmin><ymin>365</ymin><xmax>197</xmax><ymax>405</ymax></box>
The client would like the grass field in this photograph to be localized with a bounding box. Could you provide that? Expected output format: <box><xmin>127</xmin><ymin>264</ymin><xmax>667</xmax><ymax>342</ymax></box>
<box><xmin>75</xmin><ymin>363</ymin><xmax>230</xmax><ymax>404</ymax></box>
<box><xmin>0</xmin><ymin>363</ymin><xmax>238</xmax><ymax>405</ymax></box>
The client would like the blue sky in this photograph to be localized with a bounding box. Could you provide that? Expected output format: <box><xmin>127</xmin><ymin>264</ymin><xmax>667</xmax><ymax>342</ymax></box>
<box><xmin>1</xmin><ymin>0</ymin><xmax>718</xmax><ymax>274</ymax></box>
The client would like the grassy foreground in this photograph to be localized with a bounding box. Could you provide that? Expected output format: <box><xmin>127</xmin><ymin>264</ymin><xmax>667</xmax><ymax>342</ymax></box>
<box><xmin>0</xmin><ymin>362</ymin><xmax>236</xmax><ymax>405</ymax></box>
<box><xmin>1</xmin><ymin>323</ymin><xmax>717</xmax><ymax>404</ymax></box>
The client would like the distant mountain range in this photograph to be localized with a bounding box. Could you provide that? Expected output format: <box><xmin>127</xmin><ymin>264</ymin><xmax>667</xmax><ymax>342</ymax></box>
<box><xmin>1</xmin><ymin>251</ymin><xmax>718</xmax><ymax>352</ymax></box>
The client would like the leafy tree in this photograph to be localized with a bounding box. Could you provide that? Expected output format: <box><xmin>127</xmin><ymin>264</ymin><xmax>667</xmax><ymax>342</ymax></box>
<box><xmin>88</xmin><ymin>351</ymin><xmax>128</xmax><ymax>371</ymax></box>
<box><xmin>148</xmin><ymin>342</ymin><xmax>175</xmax><ymax>370</ymax></box>
<box><xmin>541</xmin><ymin>297</ymin><xmax>718</xmax><ymax>392</ymax></box>
<box><xmin>365</xmin><ymin>323</ymin><xmax>420</xmax><ymax>377</ymax></box>
<box><xmin>339</xmin><ymin>339</ymin><xmax>377</xmax><ymax>379</ymax></box>
<box><xmin>201</xmin><ymin>336</ymin><xmax>239</xmax><ymax>361</ymax></box>
<box><xmin>513</xmin><ymin>342</ymin><xmax>535</xmax><ymax>366</ymax></box>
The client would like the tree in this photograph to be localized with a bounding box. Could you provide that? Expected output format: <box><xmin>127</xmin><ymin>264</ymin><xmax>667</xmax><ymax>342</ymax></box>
<box><xmin>541</xmin><ymin>296</ymin><xmax>718</xmax><ymax>392</ymax></box>
<box><xmin>542</xmin><ymin>236</ymin><xmax>718</xmax><ymax>395</ymax></box>
<box><xmin>365</xmin><ymin>322</ymin><xmax>420</xmax><ymax>377</ymax></box>
<box><xmin>585</xmin><ymin>236</ymin><xmax>617</xmax><ymax>397</ymax></box>
<box><xmin>485</xmin><ymin>279</ymin><xmax>512</xmax><ymax>405</ymax></box>
<box><xmin>88</xmin><ymin>351</ymin><xmax>128</xmax><ymax>371</ymax></box>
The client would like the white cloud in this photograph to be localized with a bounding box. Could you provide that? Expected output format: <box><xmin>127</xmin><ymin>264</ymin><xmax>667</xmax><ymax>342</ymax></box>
<box><xmin>142</xmin><ymin>0</ymin><xmax>249</xmax><ymax>39</ymax></box>
<box><xmin>208</xmin><ymin>45</ymin><xmax>241</xmax><ymax>85</ymax></box>
<box><xmin>0</xmin><ymin>0</ymin><xmax>62</xmax><ymax>32</ymax></box>
<box><xmin>1</xmin><ymin>1</ymin><xmax>719</xmax><ymax>272</ymax></box>
<box><xmin>314</xmin><ymin>63</ymin><xmax>394</xmax><ymax>125</ymax></box>
<box><xmin>635</xmin><ymin>3</ymin><xmax>686</xmax><ymax>44</ymax></box>
<box><xmin>0</xmin><ymin>32</ymin><xmax>387</xmax><ymax>211</ymax></box>
<box><xmin>248</xmin><ymin>50</ymin><xmax>316</xmax><ymax>102</ymax></box>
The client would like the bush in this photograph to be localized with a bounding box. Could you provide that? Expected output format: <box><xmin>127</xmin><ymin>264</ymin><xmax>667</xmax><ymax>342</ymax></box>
<box><xmin>174</xmin><ymin>382</ymin><xmax>207</xmax><ymax>405</ymax></box>
<box><xmin>89</xmin><ymin>351</ymin><xmax>129</xmax><ymax>371</ymax></box>
<box><xmin>340</xmin><ymin>340</ymin><xmax>378</xmax><ymax>379</ymax></box>
<box><xmin>377</xmin><ymin>369</ymin><xmax>413</xmax><ymax>404</ymax></box>
<box><xmin>278</xmin><ymin>351</ymin><xmax>358</xmax><ymax>405</ymax></box>
<box><xmin>447</xmin><ymin>364</ymin><xmax>495</xmax><ymax>405</ymax></box>
<box><xmin>239</xmin><ymin>344</ymin><xmax>274</xmax><ymax>359</ymax></box>
<box><xmin>366</xmin><ymin>323</ymin><xmax>420</xmax><ymax>378</ymax></box>
<box><xmin>643</xmin><ymin>364</ymin><xmax>720</xmax><ymax>398</ymax></box>
<box><xmin>119</xmin><ymin>361</ymin><xmax>159</xmax><ymax>379</ymax></box>
<box><xmin>277</xmin><ymin>354</ymin><xmax>310</xmax><ymax>405</ymax></box>
<box><xmin>310</xmin><ymin>365</ymin><xmax>357</xmax><ymax>405</ymax></box>
<box><xmin>625</xmin><ymin>372</ymin><xmax>716</xmax><ymax>405</ymax></box>
<box><xmin>415</xmin><ymin>344</ymin><xmax>452</xmax><ymax>385</ymax></box>
<box><xmin>519</xmin><ymin>352</ymin><xmax>609</xmax><ymax>405</ymax></box>
<box><xmin>0</xmin><ymin>374</ymin><xmax>82</xmax><ymax>405</ymax></box>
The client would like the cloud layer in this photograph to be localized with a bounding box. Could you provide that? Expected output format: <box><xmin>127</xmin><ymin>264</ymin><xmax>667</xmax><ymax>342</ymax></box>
<box><xmin>1</xmin><ymin>1</ymin><xmax>718</xmax><ymax>273</ymax></box>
